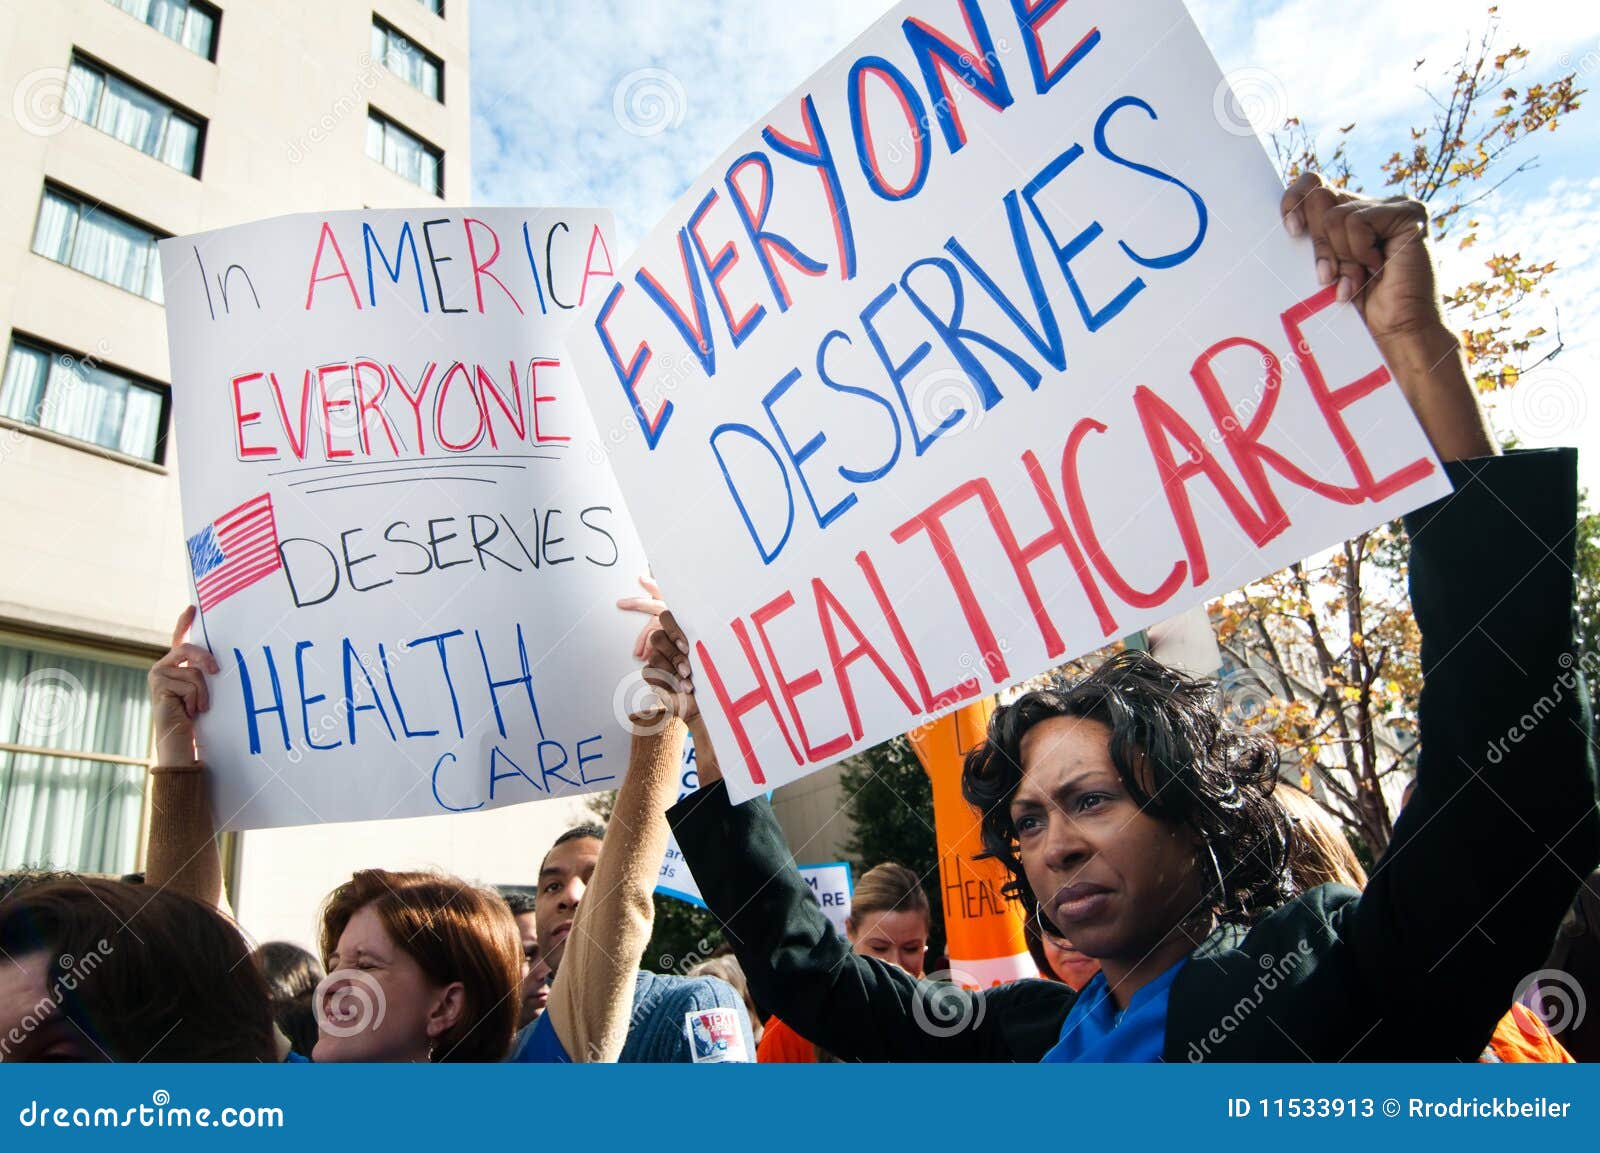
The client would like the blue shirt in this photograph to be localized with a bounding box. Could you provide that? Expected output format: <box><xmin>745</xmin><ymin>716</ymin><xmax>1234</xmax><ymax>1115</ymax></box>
<box><xmin>509</xmin><ymin>970</ymin><xmax>753</xmax><ymax>1063</ymax></box>
<box><xmin>1041</xmin><ymin>958</ymin><xmax>1186</xmax><ymax>1062</ymax></box>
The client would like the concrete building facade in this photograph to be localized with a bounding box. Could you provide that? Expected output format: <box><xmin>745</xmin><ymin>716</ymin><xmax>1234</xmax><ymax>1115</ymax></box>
<box><xmin>0</xmin><ymin>0</ymin><xmax>593</xmax><ymax>950</ymax></box>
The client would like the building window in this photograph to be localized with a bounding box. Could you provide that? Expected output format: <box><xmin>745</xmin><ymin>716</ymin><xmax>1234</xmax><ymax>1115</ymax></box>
<box><xmin>31</xmin><ymin>186</ymin><xmax>166</xmax><ymax>304</ymax></box>
<box><xmin>418</xmin><ymin>0</ymin><xmax>444</xmax><ymax>15</ymax></box>
<box><xmin>371</xmin><ymin>18</ymin><xmax>442</xmax><ymax>101</ymax></box>
<box><xmin>0</xmin><ymin>641</ymin><xmax>154</xmax><ymax>875</ymax></box>
<box><xmin>365</xmin><ymin>111</ymin><xmax>442</xmax><ymax>196</ymax></box>
<box><xmin>1</xmin><ymin>336</ymin><xmax>167</xmax><ymax>463</ymax></box>
<box><xmin>104</xmin><ymin>0</ymin><xmax>220</xmax><ymax>60</ymax></box>
<box><xmin>67</xmin><ymin>54</ymin><xmax>204</xmax><ymax>175</ymax></box>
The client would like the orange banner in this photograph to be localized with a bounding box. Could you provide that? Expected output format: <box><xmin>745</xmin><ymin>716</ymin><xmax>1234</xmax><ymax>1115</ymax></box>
<box><xmin>908</xmin><ymin>701</ymin><xmax>1036</xmax><ymax>987</ymax></box>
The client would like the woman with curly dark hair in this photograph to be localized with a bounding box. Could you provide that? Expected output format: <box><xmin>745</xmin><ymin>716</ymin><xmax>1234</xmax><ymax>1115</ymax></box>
<box><xmin>957</xmin><ymin>655</ymin><xmax>1294</xmax><ymax>1059</ymax></box>
<box><xmin>661</xmin><ymin>174</ymin><xmax>1599</xmax><ymax>1062</ymax></box>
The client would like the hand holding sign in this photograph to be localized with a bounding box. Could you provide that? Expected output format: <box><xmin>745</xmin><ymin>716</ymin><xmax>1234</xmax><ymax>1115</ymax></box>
<box><xmin>637</xmin><ymin>607</ymin><xmax>698</xmax><ymax>727</ymax></box>
<box><xmin>160</xmin><ymin>208</ymin><xmax>650</xmax><ymax>830</ymax></box>
<box><xmin>566</xmin><ymin>0</ymin><xmax>1456</xmax><ymax>804</ymax></box>
<box><xmin>148</xmin><ymin>606</ymin><xmax>220</xmax><ymax>767</ymax></box>
<box><xmin>1282</xmin><ymin>174</ymin><xmax>1495</xmax><ymax>463</ymax></box>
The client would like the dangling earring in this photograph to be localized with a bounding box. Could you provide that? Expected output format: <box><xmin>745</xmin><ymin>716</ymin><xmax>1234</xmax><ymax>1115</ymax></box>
<box><xmin>426</xmin><ymin>1039</ymin><xmax>438</xmax><ymax>1063</ymax></box>
<box><xmin>1035</xmin><ymin>903</ymin><xmax>1057</xmax><ymax>939</ymax></box>
<box><xmin>1202</xmin><ymin>835</ymin><xmax>1237</xmax><ymax>916</ymax></box>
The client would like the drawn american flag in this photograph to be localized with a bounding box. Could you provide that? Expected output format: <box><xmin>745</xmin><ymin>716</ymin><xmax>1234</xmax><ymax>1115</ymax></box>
<box><xmin>187</xmin><ymin>493</ymin><xmax>283</xmax><ymax>612</ymax></box>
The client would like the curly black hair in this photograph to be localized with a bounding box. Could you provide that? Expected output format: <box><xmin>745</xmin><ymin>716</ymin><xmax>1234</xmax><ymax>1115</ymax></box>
<box><xmin>961</xmin><ymin>650</ymin><xmax>1294</xmax><ymax>928</ymax></box>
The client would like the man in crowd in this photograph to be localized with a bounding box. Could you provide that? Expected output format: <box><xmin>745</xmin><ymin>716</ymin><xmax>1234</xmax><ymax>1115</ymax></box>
<box><xmin>502</xmin><ymin>890</ymin><xmax>551</xmax><ymax>1030</ymax></box>
<box><xmin>508</xmin><ymin>822</ymin><xmax>754</xmax><ymax>1062</ymax></box>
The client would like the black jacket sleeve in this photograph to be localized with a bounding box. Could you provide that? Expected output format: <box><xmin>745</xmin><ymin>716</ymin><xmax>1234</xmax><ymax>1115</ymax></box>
<box><xmin>1342</xmin><ymin>448</ymin><xmax>1599</xmax><ymax>1057</ymax></box>
<box><xmin>666</xmin><ymin>782</ymin><xmax>1072</xmax><ymax>1061</ymax></box>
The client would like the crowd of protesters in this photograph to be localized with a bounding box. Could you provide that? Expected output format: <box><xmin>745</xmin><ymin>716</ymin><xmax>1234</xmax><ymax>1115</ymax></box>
<box><xmin>1</xmin><ymin>177</ymin><xmax>1596</xmax><ymax>1065</ymax></box>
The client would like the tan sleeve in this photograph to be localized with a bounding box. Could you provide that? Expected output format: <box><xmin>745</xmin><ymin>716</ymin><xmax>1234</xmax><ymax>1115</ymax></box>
<box><xmin>546</xmin><ymin>718</ymin><xmax>684</xmax><ymax>1062</ymax></box>
<box><xmin>144</xmin><ymin>764</ymin><xmax>231</xmax><ymax>916</ymax></box>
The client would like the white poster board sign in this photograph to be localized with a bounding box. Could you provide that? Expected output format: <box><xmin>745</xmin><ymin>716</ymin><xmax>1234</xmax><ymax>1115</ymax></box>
<box><xmin>159</xmin><ymin>208</ymin><xmax>651</xmax><ymax>830</ymax></box>
<box><xmin>656</xmin><ymin>733</ymin><xmax>705</xmax><ymax>905</ymax></box>
<box><xmin>566</xmin><ymin>0</ymin><xmax>1450</xmax><ymax>802</ymax></box>
<box><xmin>656</xmin><ymin>732</ymin><xmax>854</xmax><ymax>936</ymax></box>
<box><xmin>799</xmin><ymin>861</ymin><xmax>855</xmax><ymax>937</ymax></box>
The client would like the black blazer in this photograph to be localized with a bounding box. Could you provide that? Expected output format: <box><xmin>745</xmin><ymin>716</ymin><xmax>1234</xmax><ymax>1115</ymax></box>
<box><xmin>669</xmin><ymin>449</ymin><xmax>1599</xmax><ymax>1061</ymax></box>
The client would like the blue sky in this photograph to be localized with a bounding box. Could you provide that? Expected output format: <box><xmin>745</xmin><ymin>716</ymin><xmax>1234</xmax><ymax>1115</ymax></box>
<box><xmin>469</xmin><ymin>0</ymin><xmax>1600</xmax><ymax>487</ymax></box>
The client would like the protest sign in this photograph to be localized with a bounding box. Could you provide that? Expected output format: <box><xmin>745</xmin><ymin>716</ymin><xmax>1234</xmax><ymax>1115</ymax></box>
<box><xmin>656</xmin><ymin>733</ymin><xmax>705</xmax><ymax>904</ymax></box>
<box><xmin>656</xmin><ymin>732</ymin><xmax>853</xmax><ymax>936</ymax></box>
<box><xmin>800</xmin><ymin>861</ymin><xmax>854</xmax><ymax>937</ymax></box>
<box><xmin>159</xmin><ymin>208</ymin><xmax>651</xmax><ymax>829</ymax></box>
<box><xmin>566</xmin><ymin>0</ymin><xmax>1452</xmax><ymax>802</ymax></box>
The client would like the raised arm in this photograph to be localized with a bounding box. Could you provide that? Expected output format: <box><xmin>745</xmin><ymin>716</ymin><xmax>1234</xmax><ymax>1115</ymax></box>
<box><xmin>539</xmin><ymin>577</ymin><xmax>687</xmax><ymax>1062</ymax></box>
<box><xmin>1351</xmin><ymin>447</ymin><xmax>1596</xmax><ymax>1053</ymax></box>
<box><xmin>143</xmin><ymin>606</ymin><xmax>229</xmax><ymax>912</ymax></box>
<box><xmin>1284</xmin><ymin>175</ymin><xmax>1600</xmax><ymax>1055</ymax></box>
<box><xmin>660</xmin><ymin>618</ymin><xmax>1069</xmax><ymax>1062</ymax></box>
<box><xmin>544</xmin><ymin>716</ymin><xmax>685</xmax><ymax>1062</ymax></box>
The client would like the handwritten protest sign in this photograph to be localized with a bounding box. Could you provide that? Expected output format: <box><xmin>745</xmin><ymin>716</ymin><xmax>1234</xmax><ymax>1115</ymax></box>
<box><xmin>657</xmin><ymin>736</ymin><xmax>855</xmax><ymax>936</ymax></box>
<box><xmin>159</xmin><ymin>208</ymin><xmax>651</xmax><ymax>829</ymax></box>
<box><xmin>566</xmin><ymin>0</ymin><xmax>1452</xmax><ymax>803</ymax></box>
<box><xmin>656</xmin><ymin>733</ymin><xmax>705</xmax><ymax>904</ymax></box>
<box><xmin>800</xmin><ymin>862</ymin><xmax>855</xmax><ymax>937</ymax></box>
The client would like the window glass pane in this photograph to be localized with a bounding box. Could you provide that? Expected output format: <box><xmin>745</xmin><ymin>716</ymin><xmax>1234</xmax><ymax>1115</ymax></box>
<box><xmin>66</xmin><ymin>59</ymin><xmax>105</xmax><ymax>126</ymax></box>
<box><xmin>160</xmin><ymin>114</ymin><xmax>200</xmax><ymax>173</ymax></box>
<box><xmin>71</xmin><ymin>206</ymin><xmax>147</xmax><ymax>294</ymax></box>
<box><xmin>42</xmin><ymin>356</ymin><xmax>128</xmax><ymax>450</ymax></box>
<box><xmin>374</xmin><ymin>22</ymin><xmax>441</xmax><ymax>100</ymax></box>
<box><xmin>97</xmin><ymin>74</ymin><xmax>166</xmax><ymax>156</ymax></box>
<box><xmin>31</xmin><ymin>191</ymin><xmax>78</xmax><ymax>264</ymax></box>
<box><xmin>147</xmin><ymin>0</ymin><xmax>186</xmax><ymax>41</ymax></box>
<box><xmin>70</xmin><ymin>55</ymin><xmax>202</xmax><ymax>172</ymax></box>
<box><xmin>2</xmin><ymin>339</ymin><xmax>165</xmax><ymax>461</ymax></box>
<box><xmin>392</xmin><ymin>40</ymin><xmax>418</xmax><ymax>88</ymax></box>
<box><xmin>0</xmin><ymin>343</ymin><xmax>50</xmax><ymax>425</ymax></box>
<box><xmin>398</xmin><ymin>131</ymin><xmax>424</xmax><ymax>184</ymax></box>
<box><xmin>0</xmin><ymin>644</ymin><xmax>152</xmax><ymax>874</ymax></box>
<box><xmin>369</xmin><ymin>115</ymin><xmax>441</xmax><ymax>193</ymax></box>
<box><xmin>120</xmin><ymin>384</ymin><xmax>163</xmax><ymax>459</ymax></box>
<box><xmin>182</xmin><ymin>4</ymin><xmax>215</xmax><ymax>56</ymax></box>
<box><xmin>107</xmin><ymin>0</ymin><xmax>215</xmax><ymax>59</ymax></box>
<box><xmin>146</xmin><ymin>241</ymin><xmax>165</xmax><ymax>304</ymax></box>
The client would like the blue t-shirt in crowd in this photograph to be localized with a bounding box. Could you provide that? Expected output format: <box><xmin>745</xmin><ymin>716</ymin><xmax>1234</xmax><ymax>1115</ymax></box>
<box><xmin>509</xmin><ymin>970</ymin><xmax>753</xmax><ymax>1063</ymax></box>
<box><xmin>1041</xmin><ymin>957</ymin><xmax>1187</xmax><ymax>1062</ymax></box>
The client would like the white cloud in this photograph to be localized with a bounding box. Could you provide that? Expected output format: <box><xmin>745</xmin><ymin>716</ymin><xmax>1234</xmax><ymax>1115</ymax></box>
<box><xmin>470</xmin><ymin>0</ymin><xmax>1598</xmax><ymax>489</ymax></box>
<box><xmin>471</xmin><ymin>0</ymin><xmax>893</xmax><ymax>249</ymax></box>
<box><xmin>1191</xmin><ymin>0</ymin><xmax>1600</xmax><ymax>150</ymax></box>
